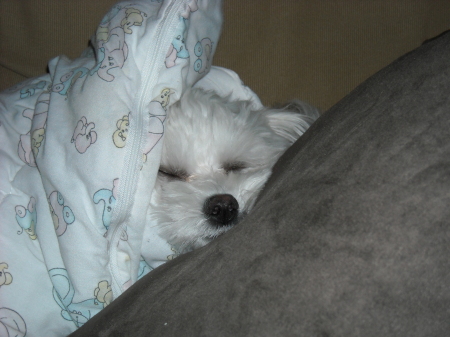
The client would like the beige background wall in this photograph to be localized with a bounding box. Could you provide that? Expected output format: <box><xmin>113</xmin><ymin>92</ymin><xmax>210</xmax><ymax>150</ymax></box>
<box><xmin>1</xmin><ymin>1</ymin><xmax>450</xmax><ymax>110</ymax></box>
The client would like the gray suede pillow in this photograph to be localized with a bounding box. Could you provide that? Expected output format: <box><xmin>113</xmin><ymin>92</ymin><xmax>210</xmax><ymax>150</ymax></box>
<box><xmin>71</xmin><ymin>31</ymin><xmax>450</xmax><ymax>337</ymax></box>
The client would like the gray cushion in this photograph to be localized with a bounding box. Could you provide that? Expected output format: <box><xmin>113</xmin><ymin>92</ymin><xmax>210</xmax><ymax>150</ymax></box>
<box><xmin>71</xmin><ymin>31</ymin><xmax>450</xmax><ymax>337</ymax></box>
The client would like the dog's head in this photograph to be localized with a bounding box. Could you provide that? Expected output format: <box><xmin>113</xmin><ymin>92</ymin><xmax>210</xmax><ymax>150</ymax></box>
<box><xmin>149</xmin><ymin>88</ymin><xmax>318</xmax><ymax>253</ymax></box>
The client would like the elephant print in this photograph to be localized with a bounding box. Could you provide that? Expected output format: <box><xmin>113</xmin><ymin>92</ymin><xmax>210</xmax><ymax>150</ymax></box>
<box><xmin>17</xmin><ymin>92</ymin><xmax>50</xmax><ymax>167</ymax></box>
<box><xmin>52</xmin><ymin>67</ymin><xmax>89</xmax><ymax>96</ymax></box>
<box><xmin>165</xmin><ymin>18</ymin><xmax>189</xmax><ymax>68</ymax></box>
<box><xmin>0</xmin><ymin>308</ymin><xmax>27</xmax><ymax>337</ymax></box>
<box><xmin>142</xmin><ymin>88</ymin><xmax>175</xmax><ymax>162</ymax></box>
<box><xmin>72</xmin><ymin>117</ymin><xmax>97</xmax><ymax>153</ymax></box>
<box><xmin>93</xmin><ymin>178</ymin><xmax>119</xmax><ymax>231</ymax></box>
<box><xmin>19</xmin><ymin>80</ymin><xmax>47</xmax><ymax>99</ymax></box>
<box><xmin>96</xmin><ymin>27</ymin><xmax>128</xmax><ymax>82</ymax></box>
<box><xmin>93</xmin><ymin>6</ymin><xmax>146</xmax><ymax>82</ymax></box>
<box><xmin>181</xmin><ymin>0</ymin><xmax>198</xmax><ymax>19</ymax></box>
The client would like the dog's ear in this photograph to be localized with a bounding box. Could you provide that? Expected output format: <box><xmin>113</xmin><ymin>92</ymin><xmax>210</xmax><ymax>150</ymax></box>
<box><xmin>265</xmin><ymin>100</ymin><xmax>320</xmax><ymax>143</ymax></box>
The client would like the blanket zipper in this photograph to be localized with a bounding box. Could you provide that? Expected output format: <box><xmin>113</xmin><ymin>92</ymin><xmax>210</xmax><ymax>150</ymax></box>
<box><xmin>108</xmin><ymin>0</ymin><xmax>187</xmax><ymax>297</ymax></box>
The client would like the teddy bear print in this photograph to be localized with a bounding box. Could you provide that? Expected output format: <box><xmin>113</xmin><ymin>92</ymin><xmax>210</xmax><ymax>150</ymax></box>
<box><xmin>120</xmin><ymin>8</ymin><xmax>145</xmax><ymax>34</ymax></box>
<box><xmin>71</xmin><ymin>117</ymin><xmax>97</xmax><ymax>153</ymax></box>
<box><xmin>94</xmin><ymin>280</ymin><xmax>113</xmax><ymax>307</ymax></box>
<box><xmin>113</xmin><ymin>114</ymin><xmax>129</xmax><ymax>148</ymax></box>
<box><xmin>17</xmin><ymin>92</ymin><xmax>50</xmax><ymax>167</ymax></box>
<box><xmin>193</xmin><ymin>38</ymin><xmax>213</xmax><ymax>74</ymax></box>
<box><xmin>49</xmin><ymin>268</ymin><xmax>110</xmax><ymax>327</ymax></box>
<box><xmin>97</xmin><ymin>6</ymin><xmax>145</xmax><ymax>39</ymax></box>
<box><xmin>15</xmin><ymin>197</ymin><xmax>37</xmax><ymax>240</ymax></box>
<box><xmin>0</xmin><ymin>263</ymin><xmax>13</xmax><ymax>288</ymax></box>
<box><xmin>155</xmin><ymin>87</ymin><xmax>175</xmax><ymax>110</ymax></box>
<box><xmin>48</xmin><ymin>191</ymin><xmax>75</xmax><ymax>236</ymax></box>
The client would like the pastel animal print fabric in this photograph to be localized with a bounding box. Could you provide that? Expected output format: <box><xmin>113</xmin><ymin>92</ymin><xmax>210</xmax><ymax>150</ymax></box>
<box><xmin>0</xmin><ymin>1</ymin><xmax>229</xmax><ymax>335</ymax></box>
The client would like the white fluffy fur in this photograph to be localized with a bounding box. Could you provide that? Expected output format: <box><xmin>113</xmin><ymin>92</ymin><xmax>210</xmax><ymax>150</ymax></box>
<box><xmin>149</xmin><ymin>88</ymin><xmax>319</xmax><ymax>253</ymax></box>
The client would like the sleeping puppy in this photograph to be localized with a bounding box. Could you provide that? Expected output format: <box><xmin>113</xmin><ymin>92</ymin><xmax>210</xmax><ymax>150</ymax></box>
<box><xmin>149</xmin><ymin>88</ymin><xmax>319</xmax><ymax>253</ymax></box>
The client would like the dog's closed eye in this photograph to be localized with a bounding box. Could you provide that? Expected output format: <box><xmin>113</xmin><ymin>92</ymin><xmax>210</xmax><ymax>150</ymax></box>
<box><xmin>158</xmin><ymin>167</ymin><xmax>190</xmax><ymax>181</ymax></box>
<box><xmin>222</xmin><ymin>162</ymin><xmax>247</xmax><ymax>174</ymax></box>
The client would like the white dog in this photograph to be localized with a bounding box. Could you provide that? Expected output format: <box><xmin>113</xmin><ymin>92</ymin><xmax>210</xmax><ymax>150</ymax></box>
<box><xmin>149</xmin><ymin>88</ymin><xmax>319</xmax><ymax>253</ymax></box>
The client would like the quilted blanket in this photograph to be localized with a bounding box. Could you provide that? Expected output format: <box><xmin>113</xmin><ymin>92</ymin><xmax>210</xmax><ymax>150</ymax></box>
<box><xmin>0</xmin><ymin>1</ymin><xmax>262</xmax><ymax>336</ymax></box>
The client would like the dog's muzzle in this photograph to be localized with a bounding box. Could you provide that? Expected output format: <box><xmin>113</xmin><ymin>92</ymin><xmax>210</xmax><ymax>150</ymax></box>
<box><xmin>203</xmin><ymin>194</ymin><xmax>239</xmax><ymax>226</ymax></box>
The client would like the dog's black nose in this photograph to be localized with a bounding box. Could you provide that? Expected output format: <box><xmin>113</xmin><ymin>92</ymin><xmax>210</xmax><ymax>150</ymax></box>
<box><xmin>203</xmin><ymin>194</ymin><xmax>239</xmax><ymax>226</ymax></box>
